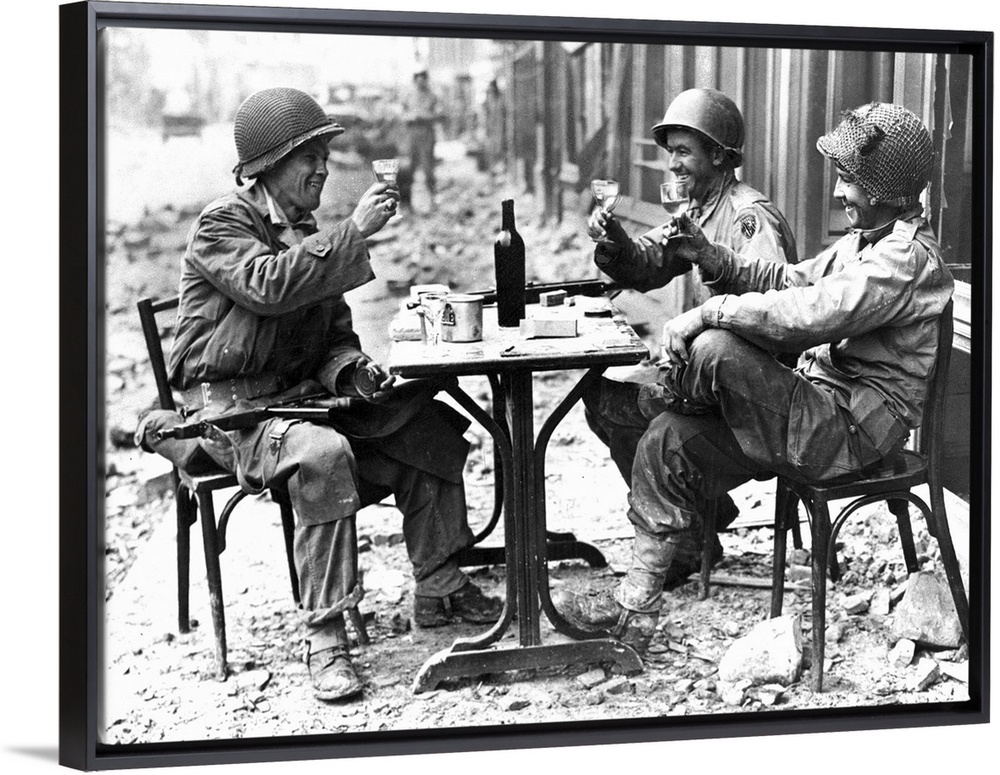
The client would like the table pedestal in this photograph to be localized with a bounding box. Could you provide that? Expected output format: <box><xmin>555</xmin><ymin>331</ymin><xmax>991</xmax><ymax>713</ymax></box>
<box><xmin>413</xmin><ymin>369</ymin><xmax>642</xmax><ymax>692</ymax></box>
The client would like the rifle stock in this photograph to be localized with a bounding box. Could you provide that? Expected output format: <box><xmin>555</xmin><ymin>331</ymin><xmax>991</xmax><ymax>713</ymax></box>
<box><xmin>155</xmin><ymin>396</ymin><xmax>358</xmax><ymax>441</ymax></box>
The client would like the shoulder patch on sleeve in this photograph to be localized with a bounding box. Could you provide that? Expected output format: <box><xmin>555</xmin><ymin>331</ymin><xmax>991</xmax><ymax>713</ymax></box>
<box><xmin>738</xmin><ymin>211</ymin><xmax>758</xmax><ymax>240</ymax></box>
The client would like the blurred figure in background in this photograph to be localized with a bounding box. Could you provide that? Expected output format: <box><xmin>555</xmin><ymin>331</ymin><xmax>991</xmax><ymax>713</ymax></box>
<box><xmin>401</xmin><ymin>68</ymin><xmax>444</xmax><ymax>206</ymax></box>
<box><xmin>482</xmin><ymin>79</ymin><xmax>507</xmax><ymax>177</ymax></box>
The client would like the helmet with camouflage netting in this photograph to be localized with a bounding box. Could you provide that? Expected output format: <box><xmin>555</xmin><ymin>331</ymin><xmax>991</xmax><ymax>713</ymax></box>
<box><xmin>652</xmin><ymin>88</ymin><xmax>745</xmax><ymax>168</ymax></box>
<box><xmin>817</xmin><ymin>102</ymin><xmax>933</xmax><ymax>207</ymax></box>
<box><xmin>232</xmin><ymin>87</ymin><xmax>344</xmax><ymax>184</ymax></box>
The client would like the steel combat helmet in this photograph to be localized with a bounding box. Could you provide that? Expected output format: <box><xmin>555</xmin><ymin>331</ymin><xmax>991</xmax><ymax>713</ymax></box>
<box><xmin>652</xmin><ymin>88</ymin><xmax>745</xmax><ymax>168</ymax></box>
<box><xmin>817</xmin><ymin>102</ymin><xmax>933</xmax><ymax>207</ymax></box>
<box><xmin>232</xmin><ymin>87</ymin><xmax>344</xmax><ymax>184</ymax></box>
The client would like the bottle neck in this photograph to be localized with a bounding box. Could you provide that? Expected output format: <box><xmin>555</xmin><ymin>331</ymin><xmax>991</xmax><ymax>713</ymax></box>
<box><xmin>501</xmin><ymin>200</ymin><xmax>515</xmax><ymax>231</ymax></box>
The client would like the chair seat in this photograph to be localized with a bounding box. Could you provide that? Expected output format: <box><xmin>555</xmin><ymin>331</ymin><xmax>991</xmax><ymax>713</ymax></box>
<box><xmin>787</xmin><ymin>449</ymin><xmax>928</xmax><ymax>503</ymax></box>
<box><xmin>178</xmin><ymin>466</ymin><xmax>240</xmax><ymax>493</ymax></box>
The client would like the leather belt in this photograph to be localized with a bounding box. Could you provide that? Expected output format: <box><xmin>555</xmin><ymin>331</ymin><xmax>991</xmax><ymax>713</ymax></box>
<box><xmin>180</xmin><ymin>373</ymin><xmax>285</xmax><ymax>411</ymax></box>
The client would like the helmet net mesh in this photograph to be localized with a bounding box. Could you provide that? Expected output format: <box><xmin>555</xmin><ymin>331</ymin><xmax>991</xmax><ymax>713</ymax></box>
<box><xmin>817</xmin><ymin>102</ymin><xmax>933</xmax><ymax>207</ymax></box>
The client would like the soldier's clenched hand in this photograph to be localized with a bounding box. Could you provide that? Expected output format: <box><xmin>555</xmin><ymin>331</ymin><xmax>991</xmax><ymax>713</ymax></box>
<box><xmin>351</xmin><ymin>181</ymin><xmax>400</xmax><ymax>237</ymax></box>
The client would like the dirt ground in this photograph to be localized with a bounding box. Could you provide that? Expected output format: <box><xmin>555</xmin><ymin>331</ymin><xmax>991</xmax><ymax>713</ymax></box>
<box><xmin>99</xmin><ymin>130</ymin><xmax>970</xmax><ymax>747</ymax></box>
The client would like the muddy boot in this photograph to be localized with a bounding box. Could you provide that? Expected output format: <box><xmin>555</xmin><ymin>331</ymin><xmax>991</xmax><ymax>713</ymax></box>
<box><xmin>554</xmin><ymin>587</ymin><xmax>659</xmax><ymax>652</ymax></box>
<box><xmin>557</xmin><ymin>529</ymin><xmax>679</xmax><ymax>652</ymax></box>
<box><xmin>414</xmin><ymin>580</ymin><xmax>503</xmax><ymax>627</ymax></box>
<box><xmin>306</xmin><ymin>645</ymin><xmax>363</xmax><ymax>702</ymax></box>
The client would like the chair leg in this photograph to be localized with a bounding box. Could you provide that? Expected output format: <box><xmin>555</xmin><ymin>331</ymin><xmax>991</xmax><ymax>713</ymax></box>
<box><xmin>771</xmin><ymin>483</ymin><xmax>793</xmax><ymax>618</ymax></box>
<box><xmin>196</xmin><ymin>491</ymin><xmax>228</xmax><ymax>680</ymax></box>
<box><xmin>273</xmin><ymin>486</ymin><xmax>301</xmax><ymax>605</ymax></box>
<box><xmin>699</xmin><ymin>501</ymin><xmax>717</xmax><ymax>600</ymax></box>
<box><xmin>809</xmin><ymin>500</ymin><xmax>833</xmax><ymax>692</ymax></box>
<box><xmin>176</xmin><ymin>482</ymin><xmax>196</xmax><ymax>634</ymax></box>
<box><xmin>925</xmin><ymin>483</ymin><xmax>970</xmax><ymax>644</ymax></box>
<box><xmin>888</xmin><ymin>498</ymin><xmax>920</xmax><ymax>575</ymax></box>
<box><xmin>790</xmin><ymin>494</ymin><xmax>803</xmax><ymax>550</ymax></box>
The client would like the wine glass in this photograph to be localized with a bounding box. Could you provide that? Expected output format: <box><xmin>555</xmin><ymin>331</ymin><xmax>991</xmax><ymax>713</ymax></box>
<box><xmin>418</xmin><ymin>292</ymin><xmax>448</xmax><ymax>346</ymax></box>
<box><xmin>373</xmin><ymin>158</ymin><xmax>401</xmax><ymax>220</ymax></box>
<box><xmin>372</xmin><ymin>158</ymin><xmax>400</xmax><ymax>183</ymax></box>
<box><xmin>590</xmin><ymin>178</ymin><xmax>622</xmax><ymax>243</ymax></box>
<box><xmin>660</xmin><ymin>180</ymin><xmax>691</xmax><ymax>239</ymax></box>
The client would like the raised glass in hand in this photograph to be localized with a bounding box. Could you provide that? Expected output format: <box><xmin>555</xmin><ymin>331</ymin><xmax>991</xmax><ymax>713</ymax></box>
<box><xmin>372</xmin><ymin>158</ymin><xmax>400</xmax><ymax>183</ymax></box>
<box><xmin>660</xmin><ymin>180</ymin><xmax>691</xmax><ymax>218</ymax></box>
<box><xmin>590</xmin><ymin>178</ymin><xmax>621</xmax><ymax>243</ymax></box>
<box><xmin>591</xmin><ymin>178</ymin><xmax>621</xmax><ymax>215</ymax></box>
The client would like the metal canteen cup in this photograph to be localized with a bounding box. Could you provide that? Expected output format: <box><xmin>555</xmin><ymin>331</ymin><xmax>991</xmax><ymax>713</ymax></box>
<box><xmin>440</xmin><ymin>294</ymin><xmax>484</xmax><ymax>342</ymax></box>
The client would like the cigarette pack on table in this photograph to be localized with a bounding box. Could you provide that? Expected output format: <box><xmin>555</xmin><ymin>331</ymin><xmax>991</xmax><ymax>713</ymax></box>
<box><xmin>519</xmin><ymin>316</ymin><xmax>578</xmax><ymax>339</ymax></box>
<box><xmin>539</xmin><ymin>290</ymin><xmax>567</xmax><ymax>307</ymax></box>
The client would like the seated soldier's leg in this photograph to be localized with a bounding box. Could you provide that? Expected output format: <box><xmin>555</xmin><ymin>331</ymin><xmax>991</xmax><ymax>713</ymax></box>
<box><xmin>237</xmin><ymin>420</ymin><xmax>367</xmax><ymax>702</ymax></box>
<box><xmin>558</xmin><ymin>411</ymin><xmax>761</xmax><ymax>651</ymax></box>
<box><xmin>581</xmin><ymin>373</ymin><xmax>738</xmax><ymax>586</ymax></box>
<box><xmin>660</xmin><ymin>329</ymin><xmax>881</xmax><ymax>481</ymax></box>
<box><xmin>582</xmin><ymin>376</ymin><xmax>650</xmax><ymax>482</ymax></box>
<box><xmin>352</xmin><ymin>443</ymin><xmax>502</xmax><ymax>628</ymax></box>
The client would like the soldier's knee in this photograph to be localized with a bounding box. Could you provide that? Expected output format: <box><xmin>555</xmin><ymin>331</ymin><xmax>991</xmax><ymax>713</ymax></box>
<box><xmin>688</xmin><ymin>328</ymin><xmax>741</xmax><ymax>366</ymax></box>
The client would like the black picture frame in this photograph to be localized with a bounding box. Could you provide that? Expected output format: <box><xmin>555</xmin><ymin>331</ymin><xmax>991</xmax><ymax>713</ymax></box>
<box><xmin>58</xmin><ymin>1</ymin><xmax>992</xmax><ymax>771</ymax></box>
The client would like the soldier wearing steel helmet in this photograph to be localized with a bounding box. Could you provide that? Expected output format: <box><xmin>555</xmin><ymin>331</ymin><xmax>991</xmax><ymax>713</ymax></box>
<box><xmin>141</xmin><ymin>87</ymin><xmax>501</xmax><ymax>702</ymax></box>
<box><xmin>581</xmin><ymin>88</ymin><xmax>798</xmax><ymax>589</ymax></box>
<box><xmin>560</xmin><ymin>102</ymin><xmax>952</xmax><ymax>652</ymax></box>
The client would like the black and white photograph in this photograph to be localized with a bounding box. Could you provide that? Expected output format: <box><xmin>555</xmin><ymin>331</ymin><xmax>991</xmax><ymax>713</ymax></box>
<box><xmin>13</xmin><ymin>0</ymin><xmax>995</xmax><ymax>773</ymax></box>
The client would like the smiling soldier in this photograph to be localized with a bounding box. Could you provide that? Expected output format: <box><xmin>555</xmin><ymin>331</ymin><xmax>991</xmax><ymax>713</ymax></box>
<box><xmin>140</xmin><ymin>87</ymin><xmax>501</xmax><ymax>702</ymax></box>
<box><xmin>581</xmin><ymin>88</ymin><xmax>798</xmax><ymax>589</ymax></box>
<box><xmin>561</xmin><ymin>102</ymin><xmax>952</xmax><ymax>652</ymax></box>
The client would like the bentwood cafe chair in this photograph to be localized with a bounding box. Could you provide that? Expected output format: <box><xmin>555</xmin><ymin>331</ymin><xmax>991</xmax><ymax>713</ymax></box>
<box><xmin>136</xmin><ymin>295</ymin><xmax>368</xmax><ymax>680</ymax></box>
<box><xmin>699</xmin><ymin>300</ymin><xmax>968</xmax><ymax>691</ymax></box>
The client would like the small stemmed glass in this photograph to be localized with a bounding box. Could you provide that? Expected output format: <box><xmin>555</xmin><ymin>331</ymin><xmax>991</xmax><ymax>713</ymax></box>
<box><xmin>590</xmin><ymin>178</ymin><xmax>622</xmax><ymax>243</ymax></box>
<box><xmin>372</xmin><ymin>158</ymin><xmax>401</xmax><ymax>220</ymax></box>
<box><xmin>659</xmin><ymin>179</ymin><xmax>692</xmax><ymax>239</ymax></box>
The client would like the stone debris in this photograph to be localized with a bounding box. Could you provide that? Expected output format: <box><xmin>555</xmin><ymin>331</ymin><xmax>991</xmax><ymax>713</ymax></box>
<box><xmin>501</xmin><ymin>695</ymin><xmax>531</xmax><ymax>711</ymax></box>
<box><xmin>907</xmin><ymin>658</ymin><xmax>941</xmax><ymax>692</ymax></box>
<box><xmin>786</xmin><ymin>565</ymin><xmax>812</xmax><ymax>583</ymax></box>
<box><xmin>603</xmin><ymin>677</ymin><xmax>633</xmax><ymax>696</ymax></box>
<box><xmin>235</xmin><ymin>669</ymin><xmax>271</xmax><ymax>693</ymax></box>
<box><xmin>939</xmin><ymin>661</ymin><xmax>969</xmax><ymax>684</ymax></box>
<box><xmin>870</xmin><ymin>588</ymin><xmax>891</xmax><ymax>616</ymax></box>
<box><xmin>718</xmin><ymin>679</ymin><xmax>752</xmax><ymax>706</ymax></box>
<box><xmin>576</xmin><ymin>668</ymin><xmax>607</xmax><ymax>689</ymax></box>
<box><xmin>674</xmin><ymin>678</ymin><xmax>695</xmax><ymax>693</ymax></box>
<box><xmin>825</xmin><ymin>621</ymin><xmax>847</xmax><ymax>645</ymax></box>
<box><xmin>843</xmin><ymin>591</ymin><xmax>871</xmax><ymax>615</ymax></box>
<box><xmin>888</xmin><ymin>639</ymin><xmax>916</xmax><ymax>668</ymax></box>
<box><xmin>753</xmin><ymin>684</ymin><xmax>786</xmax><ymax>706</ymax></box>
<box><xmin>890</xmin><ymin>571</ymin><xmax>962</xmax><ymax>648</ymax></box>
<box><xmin>718</xmin><ymin>615</ymin><xmax>803</xmax><ymax>687</ymax></box>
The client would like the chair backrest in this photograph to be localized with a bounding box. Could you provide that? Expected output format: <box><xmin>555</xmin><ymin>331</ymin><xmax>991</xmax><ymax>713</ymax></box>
<box><xmin>918</xmin><ymin>299</ymin><xmax>954</xmax><ymax>465</ymax></box>
<box><xmin>137</xmin><ymin>295</ymin><xmax>181</xmax><ymax>413</ymax></box>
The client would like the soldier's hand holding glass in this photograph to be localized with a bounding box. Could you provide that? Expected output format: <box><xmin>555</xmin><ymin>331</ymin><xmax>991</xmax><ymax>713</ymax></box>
<box><xmin>666</xmin><ymin>213</ymin><xmax>722</xmax><ymax>274</ymax></box>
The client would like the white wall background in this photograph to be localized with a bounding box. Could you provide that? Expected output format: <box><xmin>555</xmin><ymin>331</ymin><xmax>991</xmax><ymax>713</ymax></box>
<box><xmin>3</xmin><ymin>1</ymin><xmax>996</xmax><ymax>773</ymax></box>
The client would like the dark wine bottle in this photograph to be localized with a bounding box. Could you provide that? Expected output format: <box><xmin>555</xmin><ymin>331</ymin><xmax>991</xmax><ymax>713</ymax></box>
<box><xmin>494</xmin><ymin>199</ymin><xmax>525</xmax><ymax>327</ymax></box>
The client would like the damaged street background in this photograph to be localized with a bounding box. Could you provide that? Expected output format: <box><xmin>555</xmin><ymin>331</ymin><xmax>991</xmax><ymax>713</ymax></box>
<box><xmin>98</xmin><ymin>45</ymin><xmax>971</xmax><ymax>743</ymax></box>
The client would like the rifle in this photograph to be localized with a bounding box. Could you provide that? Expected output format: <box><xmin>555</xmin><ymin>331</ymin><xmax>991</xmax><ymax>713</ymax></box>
<box><xmin>467</xmin><ymin>278</ymin><xmax>625</xmax><ymax>305</ymax></box>
<box><xmin>154</xmin><ymin>393</ymin><xmax>359</xmax><ymax>442</ymax></box>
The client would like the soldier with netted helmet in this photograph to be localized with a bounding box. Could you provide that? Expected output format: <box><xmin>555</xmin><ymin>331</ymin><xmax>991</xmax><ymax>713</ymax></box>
<box><xmin>579</xmin><ymin>87</ymin><xmax>798</xmax><ymax>591</ymax></box>
<box><xmin>561</xmin><ymin>102</ymin><xmax>952</xmax><ymax>653</ymax></box>
<box><xmin>139</xmin><ymin>87</ymin><xmax>501</xmax><ymax>703</ymax></box>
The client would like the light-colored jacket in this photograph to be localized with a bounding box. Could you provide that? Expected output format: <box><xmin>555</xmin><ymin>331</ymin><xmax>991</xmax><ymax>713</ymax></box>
<box><xmin>699</xmin><ymin>212</ymin><xmax>954</xmax><ymax>457</ymax></box>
